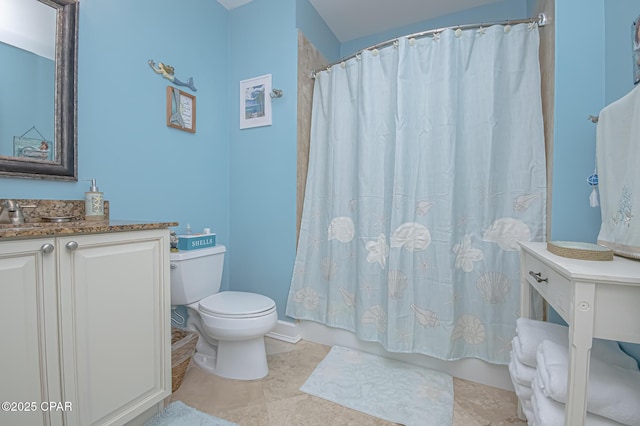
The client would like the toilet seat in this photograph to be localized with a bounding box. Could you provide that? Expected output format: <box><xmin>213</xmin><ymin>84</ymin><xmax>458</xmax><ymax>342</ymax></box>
<box><xmin>198</xmin><ymin>291</ymin><xmax>276</xmax><ymax>319</ymax></box>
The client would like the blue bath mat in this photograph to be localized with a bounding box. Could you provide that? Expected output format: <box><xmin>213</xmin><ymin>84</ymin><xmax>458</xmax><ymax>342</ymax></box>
<box><xmin>301</xmin><ymin>346</ymin><xmax>454</xmax><ymax>426</ymax></box>
<box><xmin>144</xmin><ymin>401</ymin><xmax>238</xmax><ymax>426</ymax></box>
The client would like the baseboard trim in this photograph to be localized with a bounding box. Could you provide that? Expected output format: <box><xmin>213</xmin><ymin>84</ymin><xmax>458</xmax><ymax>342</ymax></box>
<box><xmin>266</xmin><ymin>320</ymin><xmax>301</xmax><ymax>344</ymax></box>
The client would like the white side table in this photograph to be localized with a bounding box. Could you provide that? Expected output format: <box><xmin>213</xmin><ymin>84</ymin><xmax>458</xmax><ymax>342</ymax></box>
<box><xmin>519</xmin><ymin>241</ymin><xmax>640</xmax><ymax>425</ymax></box>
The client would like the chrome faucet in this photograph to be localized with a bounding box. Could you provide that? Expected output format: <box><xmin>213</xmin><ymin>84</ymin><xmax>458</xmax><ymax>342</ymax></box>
<box><xmin>0</xmin><ymin>200</ymin><xmax>27</xmax><ymax>225</ymax></box>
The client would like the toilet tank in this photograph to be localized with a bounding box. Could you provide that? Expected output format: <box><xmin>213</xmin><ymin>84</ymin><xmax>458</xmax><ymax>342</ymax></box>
<box><xmin>170</xmin><ymin>245</ymin><xmax>226</xmax><ymax>306</ymax></box>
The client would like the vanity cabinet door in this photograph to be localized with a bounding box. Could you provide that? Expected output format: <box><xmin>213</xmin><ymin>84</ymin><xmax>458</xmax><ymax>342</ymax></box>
<box><xmin>0</xmin><ymin>238</ymin><xmax>63</xmax><ymax>426</ymax></box>
<box><xmin>57</xmin><ymin>230</ymin><xmax>171</xmax><ymax>426</ymax></box>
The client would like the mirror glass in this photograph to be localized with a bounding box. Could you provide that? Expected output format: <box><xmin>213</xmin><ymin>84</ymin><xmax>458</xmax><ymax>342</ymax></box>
<box><xmin>0</xmin><ymin>0</ymin><xmax>77</xmax><ymax>181</ymax></box>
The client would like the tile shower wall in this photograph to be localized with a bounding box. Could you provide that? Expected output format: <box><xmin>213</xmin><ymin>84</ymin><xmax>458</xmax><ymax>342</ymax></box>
<box><xmin>296</xmin><ymin>31</ymin><xmax>328</xmax><ymax>241</ymax></box>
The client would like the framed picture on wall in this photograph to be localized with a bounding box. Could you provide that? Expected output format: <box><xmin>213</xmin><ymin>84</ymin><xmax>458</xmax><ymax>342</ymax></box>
<box><xmin>13</xmin><ymin>136</ymin><xmax>53</xmax><ymax>161</ymax></box>
<box><xmin>240</xmin><ymin>74</ymin><xmax>272</xmax><ymax>129</ymax></box>
<box><xmin>166</xmin><ymin>86</ymin><xmax>196</xmax><ymax>133</ymax></box>
<box><xmin>633</xmin><ymin>15</ymin><xmax>640</xmax><ymax>85</ymax></box>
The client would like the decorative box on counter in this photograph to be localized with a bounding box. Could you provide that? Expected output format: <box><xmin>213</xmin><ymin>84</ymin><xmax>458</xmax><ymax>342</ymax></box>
<box><xmin>177</xmin><ymin>233</ymin><xmax>216</xmax><ymax>250</ymax></box>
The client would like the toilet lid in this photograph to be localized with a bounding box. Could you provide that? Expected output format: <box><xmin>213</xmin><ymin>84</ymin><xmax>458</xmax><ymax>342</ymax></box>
<box><xmin>198</xmin><ymin>291</ymin><xmax>276</xmax><ymax>318</ymax></box>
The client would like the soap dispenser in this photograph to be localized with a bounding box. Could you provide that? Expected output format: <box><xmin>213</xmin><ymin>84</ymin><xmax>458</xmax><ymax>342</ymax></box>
<box><xmin>84</xmin><ymin>179</ymin><xmax>104</xmax><ymax>221</ymax></box>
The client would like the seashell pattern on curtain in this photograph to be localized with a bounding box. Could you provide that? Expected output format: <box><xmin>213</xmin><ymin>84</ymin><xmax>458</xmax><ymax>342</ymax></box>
<box><xmin>286</xmin><ymin>23</ymin><xmax>546</xmax><ymax>364</ymax></box>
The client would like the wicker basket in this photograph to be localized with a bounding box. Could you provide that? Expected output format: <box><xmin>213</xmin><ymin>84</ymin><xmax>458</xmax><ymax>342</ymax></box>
<box><xmin>171</xmin><ymin>328</ymin><xmax>198</xmax><ymax>392</ymax></box>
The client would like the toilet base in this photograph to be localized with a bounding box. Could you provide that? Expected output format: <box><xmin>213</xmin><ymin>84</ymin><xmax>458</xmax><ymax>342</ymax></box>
<box><xmin>216</xmin><ymin>337</ymin><xmax>269</xmax><ymax>380</ymax></box>
<box><xmin>192</xmin><ymin>336</ymin><xmax>269</xmax><ymax>380</ymax></box>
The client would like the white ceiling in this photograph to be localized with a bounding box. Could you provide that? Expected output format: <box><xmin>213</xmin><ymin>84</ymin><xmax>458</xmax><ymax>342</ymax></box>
<box><xmin>217</xmin><ymin>0</ymin><xmax>505</xmax><ymax>42</ymax></box>
<box><xmin>0</xmin><ymin>0</ymin><xmax>56</xmax><ymax>60</ymax></box>
<box><xmin>308</xmin><ymin>0</ymin><xmax>505</xmax><ymax>42</ymax></box>
<box><xmin>216</xmin><ymin>0</ymin><xmax>253</xmax><ymax>10</ymax></box>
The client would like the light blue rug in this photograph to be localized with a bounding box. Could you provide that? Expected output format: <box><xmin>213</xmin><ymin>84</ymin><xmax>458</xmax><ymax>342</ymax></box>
<box><xmin>144</xmin><ymin>401</ymin><xmax>238</xmax><ymax>426</ymax></box>
<box><xmin>301</xmin><ymin>346</ymin><xmax>454</xmax><ymax>426</ymax></box>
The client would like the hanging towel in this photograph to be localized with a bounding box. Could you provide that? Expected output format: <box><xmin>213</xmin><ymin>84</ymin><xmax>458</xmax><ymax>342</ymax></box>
<box><xmin>515</xmin><ymin>318</ymin><xmax>638</xmax><ymax>370</ymax></box>
<box><xmin>596</xmin><ymin>84</ymin><xmax>640</xmax><ymax>259</ymax></box>
<box><xmin>531</xmin><ymin>375</ymin><xmax>625</xmax><ymax>426</ymax></box>
<box><xmin>536</xmin><ymin>339</ymin><xmax>640</xmax><ymax>425</ymax></box>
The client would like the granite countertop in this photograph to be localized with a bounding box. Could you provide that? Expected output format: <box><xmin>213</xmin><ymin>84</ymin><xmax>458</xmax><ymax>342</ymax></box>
<box><xmin>0</xmin><ymin>198</ymin><xmax>178</xmax><ymax>240</ymax></box>
<box><xmin>0</xmin><ymin>219</ymin><xmax>179</xmax><ymax>240</ymax></box>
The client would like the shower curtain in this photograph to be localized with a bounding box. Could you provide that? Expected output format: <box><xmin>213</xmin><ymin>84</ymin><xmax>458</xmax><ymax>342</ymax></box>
<box><xmin>287</xmin><ymin>23</ymin><xmax>546</xmax><ymax>364</ymax></box>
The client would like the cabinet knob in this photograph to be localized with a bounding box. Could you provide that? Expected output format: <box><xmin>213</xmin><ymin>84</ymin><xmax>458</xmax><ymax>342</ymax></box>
<box><xmin>40</xmin><ymin>243</ymin><xmax>54</xmax><ymax>254</ymax></box>
<box><xmin>65</xmin><ymin>241</ymin><xmax>78</xmax><ymax>251</ymax></box>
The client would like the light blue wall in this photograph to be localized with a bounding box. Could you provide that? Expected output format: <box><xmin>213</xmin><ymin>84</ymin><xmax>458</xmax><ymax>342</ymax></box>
<box><xmin>228</xmin><ymin>0</ymin><xmax>299</xmax><ymax>320</ymax></box>
<box><xmin>77</xmin><ymin>0</ymin><xmax>230</xmax><ymax>239</ymax></box>
<box><xmin>549</xmin><ymin>0</ymin><xmax>640</xmax><ymax>364</ymax></box>
<box><xmin>0</xmin><ymin>43</ymin><xmax>54</xmax><ymax>158</ymax></box>
<box><xmin>550</xmin><ymin>0</ymin><xmax>605</xmax><ymax>243</ymax></box>
<box><xmin>341</xmin><ymin>0</ymin><xmax>528</xmax><ymax>57</ymax></box>
<box><xmin>605</xmin><ymin>1</ymin><xmax>639</xmax><ymax>104</ymax></box>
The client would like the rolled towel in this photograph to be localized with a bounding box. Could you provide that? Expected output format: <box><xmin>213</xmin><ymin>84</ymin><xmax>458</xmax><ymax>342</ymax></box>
<box><xmin>509</xmin><ymin>356</ymin><xmax>533</xmax><ymax>401</ymax></box>
<box><xmin>531</xmin><ymin>375</ymin><xmax>624</xmax><ymax>426</ymax></box>
<box><xmin>521</xmin><ymin>396</ymin><xmax>536</xmax><ymax>425</ymax></box>
<box><xmin>516</xmin><ymin>318</ymin><xmax>568</xmax><ymax>367</ymax></box>
<box><xmin>508</xmin><ymin>361</ymin><xmax>536</xmax><ymax>424</ymax></box>
<box><xmin>536</xmin><ymin>339</ymin><xmax>640</xmax><ymax>425</ymax></box>
<box><xmin>511</xmin><ymin>338</ymin><xmax>536</xmax><ymax>385</ymax></box>
<box><xmin>515</xmin><ymin>318</ymin><xmax>638</xmax><ymax>370</ymax></box>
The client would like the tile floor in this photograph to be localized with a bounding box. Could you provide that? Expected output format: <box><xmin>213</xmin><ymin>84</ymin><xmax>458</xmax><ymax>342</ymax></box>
<box><xmin>170</xmin><ymin>337</ymin><xmax>527</xmax><ymax>425</ymax></box>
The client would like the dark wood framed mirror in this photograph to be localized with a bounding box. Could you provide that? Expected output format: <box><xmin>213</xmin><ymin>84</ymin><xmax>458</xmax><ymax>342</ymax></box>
<box><xmin>0</xmin><ymin>0</ymin><xmax>78</xmax><ymax>181</ymax></box>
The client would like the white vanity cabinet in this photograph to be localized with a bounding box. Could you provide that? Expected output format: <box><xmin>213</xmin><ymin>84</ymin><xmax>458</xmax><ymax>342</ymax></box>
<box><xmin>0</xmin><ymin>237</ymin><xmax>62</xmax><ymax>426</ymax></box>
<box><xmin>0</xmin><ymin>229</ymin><xmax>171</xmax><ymax>426</ymax></box>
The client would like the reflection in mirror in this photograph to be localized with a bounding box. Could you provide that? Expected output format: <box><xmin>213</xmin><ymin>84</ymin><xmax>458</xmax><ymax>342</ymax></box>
<box><xmin>0</xmin><ymin>0</ymin><xmax>78</xmax><ymax>181</ymax></box>
<box><xmin>0</xmin><ymin>0</ymin><xmax>56</xmax><ymax>160</ymax></box>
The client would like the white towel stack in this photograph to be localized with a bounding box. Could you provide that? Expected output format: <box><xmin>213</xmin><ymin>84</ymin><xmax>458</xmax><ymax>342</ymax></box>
<box><xmin>509</xmin><ymin>318</ymin><xmax>571</xmax><ymax>424</ymax></box>
<box><xmin>508</xmin><ymin>318</ymin><xmax>640</xmax><ymax>425</ymax></box>
<box><xmin>531</xmin><ymin>375</ymin><xmax>624</xmax><ymax>426</ymax></box>
<box><xmin>535</xmin><ymin>340</ymin><xmax>640</xmax><ymax>425</ymax></box>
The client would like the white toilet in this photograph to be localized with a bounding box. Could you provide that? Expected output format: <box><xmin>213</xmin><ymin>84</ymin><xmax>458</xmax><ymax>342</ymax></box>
<box><xmin>170</xmin><ymin>245</ymin><xmax>277</xmax><ymax>380</ymax></box>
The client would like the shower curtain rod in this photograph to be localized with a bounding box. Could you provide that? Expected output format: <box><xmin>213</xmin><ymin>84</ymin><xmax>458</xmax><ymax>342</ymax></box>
<box><xmin>312</xmin><ymin>12</ymin><xmax>548</xmax><ymax>77</ymax></box>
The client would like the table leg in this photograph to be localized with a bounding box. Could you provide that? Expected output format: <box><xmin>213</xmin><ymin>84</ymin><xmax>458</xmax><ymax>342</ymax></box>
<box><xmin>565</xmin><ymin>282</ymin><xmax>596</xmax><ymax>426</ymax></box>
<box><xmin>517</xmin><ymin>255</ymin><xmax>532</xmax><ymax>420</ymax></box>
